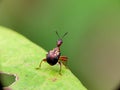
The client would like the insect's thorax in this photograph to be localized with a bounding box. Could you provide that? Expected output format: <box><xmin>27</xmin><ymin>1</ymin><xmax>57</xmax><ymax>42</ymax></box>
<box><xmin>46</xmin><ymin>47</ymin><xmax>61</xmax><ymax>65</ymax></box>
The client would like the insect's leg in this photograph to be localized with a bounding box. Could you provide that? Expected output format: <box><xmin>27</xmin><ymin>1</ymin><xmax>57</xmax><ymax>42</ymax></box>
<box><xmin>36</xmin><ymin>58</ymin><xmax>46</xmax><ymax>69</ymax></box>
<box><xmin>39</xmin><ymin>58</ymin><xmax>47</xmax><ymax>67</ymax></box>
<box><xmin>59</xmin><ymin>56</ymin><xmax>68</xmax><ymax>68</ymax></box>
<box><xmin>59</xmin><ymin>56</ymin><xmax>68</xmax><ymax>61</ymax></box>
<box><xmin>58</xmin><ymin>62</ymin><xmax>62</xmax><ymax>75</ymax></box>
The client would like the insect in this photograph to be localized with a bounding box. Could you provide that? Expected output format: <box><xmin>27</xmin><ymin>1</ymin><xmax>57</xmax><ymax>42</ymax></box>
<box><xmin>36</xmin><ymin>31</ymin><xmax>68</xmax><ymax>75</ymax></box>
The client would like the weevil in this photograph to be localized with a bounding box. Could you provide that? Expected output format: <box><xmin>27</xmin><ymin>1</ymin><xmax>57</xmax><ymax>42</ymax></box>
<box><xmin>36</xmin><ymin>31</ymin><xmax>68</xmax><ymax>75</ymax></box>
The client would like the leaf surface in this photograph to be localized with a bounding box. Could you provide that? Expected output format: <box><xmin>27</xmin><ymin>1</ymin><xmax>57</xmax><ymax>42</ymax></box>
<box><xmin>0</xmin><ymin>26</ymin><xmax>87</xmax><ymax>90</ymax></box>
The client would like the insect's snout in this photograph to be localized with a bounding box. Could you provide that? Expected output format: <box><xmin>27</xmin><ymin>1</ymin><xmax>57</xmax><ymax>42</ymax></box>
<box><xmin>57</xmin><ymin>39</ymin><xmax>63</xmax><ymax>47</ymax></box>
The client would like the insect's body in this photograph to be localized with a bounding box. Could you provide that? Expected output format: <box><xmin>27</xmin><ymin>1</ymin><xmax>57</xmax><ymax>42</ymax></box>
<box><xmin>47</xmin><ymin>47</ymin><xmax>60</xmax><ymax>65</ymax></box>
<box><xmin>36</xmin><ymin>32</ymin><xmax>68</xmax><ymax>75</ymax></box>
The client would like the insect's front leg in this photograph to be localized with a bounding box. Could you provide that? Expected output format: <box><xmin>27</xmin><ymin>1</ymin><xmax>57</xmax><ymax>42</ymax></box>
<box><xmin>36</xmin><ymin>58</ymin><xmax>46</xmax><ymax>70</ymax></box>
<box><xmin>59</xmin><ymin>56</ymin><xmax>68</xmax><ymax>68</ymax></box>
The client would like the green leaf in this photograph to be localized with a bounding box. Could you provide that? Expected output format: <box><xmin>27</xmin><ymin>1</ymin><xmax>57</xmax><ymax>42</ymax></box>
<box><xmin>0</xmin><ymin>26</ymin><xmax>87</xmax><ymax>90</ymax></box>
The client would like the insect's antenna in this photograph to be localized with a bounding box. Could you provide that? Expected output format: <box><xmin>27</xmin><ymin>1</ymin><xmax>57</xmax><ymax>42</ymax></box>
<box><xmin>62</xmin><ymin>32</ymin><xmax>68</xmax><ymax>39</ymax></box>
<box><xmin>56</xmin><ymin>31</ymin><xmax>61</xmax><ymax>39</ymax></box>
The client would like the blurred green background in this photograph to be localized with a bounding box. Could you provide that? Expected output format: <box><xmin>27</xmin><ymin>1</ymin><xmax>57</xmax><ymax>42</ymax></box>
<box><xmin>0</xmin><ymin>0</ymin><xmax>120</xmax><ymax>90</ymax></box>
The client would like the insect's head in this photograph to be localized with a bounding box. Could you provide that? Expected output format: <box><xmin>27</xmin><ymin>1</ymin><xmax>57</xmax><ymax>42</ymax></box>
<box><xmin>57</xmin><ymin>39</ymin><xmax>63</xmax><ymax>47</ymax></box>
<box><xmin>56</xmin><ymin>31</ymin><xmax>68</xmax><ymax>47</ymax></box>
